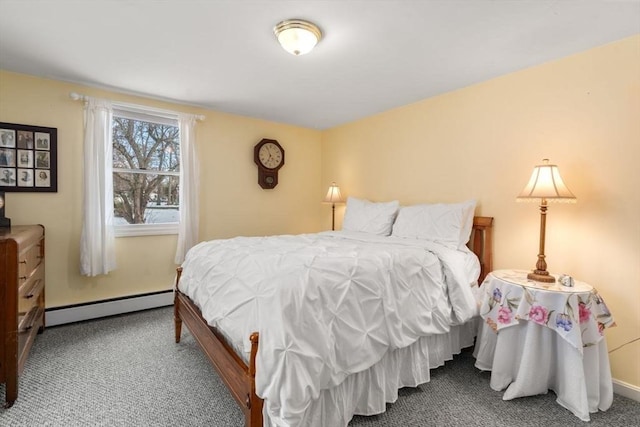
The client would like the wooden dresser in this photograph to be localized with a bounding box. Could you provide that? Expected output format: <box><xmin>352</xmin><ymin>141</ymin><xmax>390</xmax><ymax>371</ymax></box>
<box><xmin>0</xmin><ymin>225</ymin><xmax>45</xmax><ymax>408</ymax></box>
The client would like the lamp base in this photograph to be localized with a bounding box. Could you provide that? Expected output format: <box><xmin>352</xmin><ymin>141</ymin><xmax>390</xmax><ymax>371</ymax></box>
<box><xmin>527</xmin><ymin>270</ymin><xmax>556</xmax><ymax>283</ymax></box>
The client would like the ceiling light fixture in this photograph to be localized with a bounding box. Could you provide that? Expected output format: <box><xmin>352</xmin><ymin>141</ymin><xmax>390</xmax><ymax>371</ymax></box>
<box><xmin>274</xmin><ymin>19</ymin><xmax>322</xmax><ymax>56</ymax></box>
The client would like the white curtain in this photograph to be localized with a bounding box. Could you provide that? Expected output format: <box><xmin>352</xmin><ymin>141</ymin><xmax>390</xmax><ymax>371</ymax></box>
<box><xmin>80</xmin><ymin>98</ymin><xmax>117</xmax><ymax>276</ymax></box>
<box><xmin>174</xmin><ymin>114</ymin><xmax>199</xmax><ymax>264</ymax></box>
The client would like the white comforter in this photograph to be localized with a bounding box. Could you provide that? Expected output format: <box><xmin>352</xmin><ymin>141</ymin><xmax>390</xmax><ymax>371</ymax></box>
<box><xmin>178</xmin><ymin>231</ymin><xmax>480</xmax><ymax>426</ymax></box>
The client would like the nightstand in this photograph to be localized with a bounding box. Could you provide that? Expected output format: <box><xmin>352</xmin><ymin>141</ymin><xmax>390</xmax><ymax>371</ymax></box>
<box><xmin>473</xmin><ymin>269</ymin><xmax>616</xmax><ymax>421</ymax></box>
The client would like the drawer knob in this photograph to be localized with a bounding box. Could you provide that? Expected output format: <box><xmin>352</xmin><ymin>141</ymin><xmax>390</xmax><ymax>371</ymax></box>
<box><xmin>20</xmin><ymin>276</ymin><xmax>27</xmax><ymax>281</ymax></box>
<box><xmin>19</xmin><ymin>260</ymin><xmax>27</xmax><ymax>264</ymax></box>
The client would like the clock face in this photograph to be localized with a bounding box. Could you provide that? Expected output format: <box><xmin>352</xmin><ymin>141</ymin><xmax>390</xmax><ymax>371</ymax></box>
<box><xmin>258</xmin><ymin>142</ymin><xmax>283</xmax><ymax>169</ymax></box>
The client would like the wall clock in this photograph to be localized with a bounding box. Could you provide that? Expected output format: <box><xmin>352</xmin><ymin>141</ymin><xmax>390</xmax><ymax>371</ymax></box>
<box><xmin>254</xmin><ymin>139</ymin><xmax>285</xmax><ymax>189</ymax></box>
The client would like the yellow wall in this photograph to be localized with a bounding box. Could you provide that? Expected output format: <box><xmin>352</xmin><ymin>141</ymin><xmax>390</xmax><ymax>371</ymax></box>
<box><xmin>322</xmin><ymin>35</ymin><xmax>640</xmax><ymax>387</ymax></box>
<box><xmin>0</xmin><ymin>71</ymin><xmax>323</xmax><ymax>307</ymax></box>
<box><xmin>1</xmin><ymin>35</ymin><xmax>638</xmax><ymax>388</ymax></box>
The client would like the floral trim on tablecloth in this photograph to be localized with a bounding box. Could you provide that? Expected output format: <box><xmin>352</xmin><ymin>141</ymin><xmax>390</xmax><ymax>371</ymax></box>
<box><xmin>480</xmin><ymin>272</ymin><xmax>616</xmax><ymax>353</ymax></box>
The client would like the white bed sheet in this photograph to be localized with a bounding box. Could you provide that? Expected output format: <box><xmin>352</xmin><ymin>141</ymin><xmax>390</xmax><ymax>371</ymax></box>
<box><xmin>178</xmin><ymin>231</ymin><xmax>480</xmax><ymax>426</ymax></box>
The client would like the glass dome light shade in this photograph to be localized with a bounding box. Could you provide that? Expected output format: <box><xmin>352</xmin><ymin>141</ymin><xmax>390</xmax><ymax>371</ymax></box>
<box><xmin>274</xmin><ymin>20</ymin><xmax>322</xmax><ymax>56</ymax></box>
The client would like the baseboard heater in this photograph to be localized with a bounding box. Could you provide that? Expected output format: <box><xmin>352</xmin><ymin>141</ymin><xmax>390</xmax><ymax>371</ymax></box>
<box><xmin>45</xmin><ymin>290</ymin><xmax>174</xmax><ymax>327</ymax></box>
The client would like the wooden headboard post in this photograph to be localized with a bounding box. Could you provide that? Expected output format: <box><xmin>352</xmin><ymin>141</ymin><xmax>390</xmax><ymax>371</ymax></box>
<box><xmin>470</xmin><ymin>216</ymin><xmax>494</xmax><ymax>285</ymax></box>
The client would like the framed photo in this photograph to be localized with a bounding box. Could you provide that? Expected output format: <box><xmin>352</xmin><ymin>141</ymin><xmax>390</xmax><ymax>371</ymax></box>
<box><xmin>0</xmin><ymin>148</ymin><xmax>15</xmax><ymax>166</ymax></box>
<box><xmin>0</xmin><ymin>122</ymin><xmax>57</xmax><ymax>192</ymax></box>
<box><xmin>18</xmin><ymin>169</ymin><xmax>33</xmax><ymax>187</ymax></box>
<box><xmin>17</xmin><ymin>149</ymin><xmax>33</xmax><ymax>167</ymax></box>
<box><xmin>0</xmin><ymin>167</ymin><xmax>17</xmax><ymax>186</ymax></box>
<box><xmin>0</xmin><ymin>129</ymin><xmax>16</xmax><ymax>147</ymax></box>
<box><xmin>35</xmin><ymin>132</ymin><xmax>50</xmax><ymax>150</ymax></box>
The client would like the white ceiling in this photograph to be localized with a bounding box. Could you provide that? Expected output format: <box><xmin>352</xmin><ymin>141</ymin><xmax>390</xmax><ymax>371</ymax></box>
<box><xmin>0</xmin><ymin>1</ymin><xmax>638</xmax><ymax>130</ymax></box>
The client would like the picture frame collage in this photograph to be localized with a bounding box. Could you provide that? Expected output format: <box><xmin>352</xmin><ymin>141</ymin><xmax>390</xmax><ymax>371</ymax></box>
<box><xmin>0</xmin><ymin>122</ymin><xmax>57</xmax><ymax>192</ymax></box>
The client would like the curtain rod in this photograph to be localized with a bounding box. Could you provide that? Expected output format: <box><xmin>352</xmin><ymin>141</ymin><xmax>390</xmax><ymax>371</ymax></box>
<box><xmin>69</xmin><ymin>92</ymin><xmax>205</xmax><ymax>121</ymax></box>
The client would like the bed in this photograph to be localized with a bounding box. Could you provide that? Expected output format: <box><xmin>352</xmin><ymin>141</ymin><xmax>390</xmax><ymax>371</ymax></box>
<box><xmin>174</xmin><ymin>198</ymin><xmax>493</xmax><ymax>427</ymax></box>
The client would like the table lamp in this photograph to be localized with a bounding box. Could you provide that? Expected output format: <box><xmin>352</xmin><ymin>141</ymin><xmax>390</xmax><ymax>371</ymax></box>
<box><xmin>323</xmin><ymin>182</ymin><xmax>345</xmax><ymax>231</ymax></box>
<box><xmin>517</xmin><ymin>159</ymin><xmax>576</xmax><ymax>283</ymax></box>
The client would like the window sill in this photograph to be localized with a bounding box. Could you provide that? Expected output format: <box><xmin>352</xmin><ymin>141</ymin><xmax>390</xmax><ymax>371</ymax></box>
<box><xmin>114</xmin><ymin>223</ymin><xmax>179</xmax><ymax>237</ymax></box>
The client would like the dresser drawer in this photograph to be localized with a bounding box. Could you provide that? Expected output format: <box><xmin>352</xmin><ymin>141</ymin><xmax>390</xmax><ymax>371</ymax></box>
<box><xmin>18</xmin><ymin>238</ymin><xmax>44</xmax><ymax>280</ymax></box>
<box><xmin>18</xmin><ymin>262</ymin><xmax>45</xmax><ymax>317</ymax></box>
<box><xmin>18</xmin><ymin>305</ymin><xmax>44</xmax><ymax>334</ymax></box>
<box><xmin>17</xmin><ymin>306</ymin><xmax>44</xmax><ymax>374</ymax></box>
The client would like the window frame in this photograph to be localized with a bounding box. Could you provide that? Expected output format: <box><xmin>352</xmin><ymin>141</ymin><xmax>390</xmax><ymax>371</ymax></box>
<box><xmin>111</xmin><ymin>106</ymin><xmax>181</xmax><ymax>238</ymax></box>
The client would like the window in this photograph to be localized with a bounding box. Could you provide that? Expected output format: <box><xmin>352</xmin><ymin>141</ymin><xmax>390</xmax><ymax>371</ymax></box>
<box><xmin>112</xmin><ymin>108</ymin><xmax>180</xmax><ymax>237</ymax></box>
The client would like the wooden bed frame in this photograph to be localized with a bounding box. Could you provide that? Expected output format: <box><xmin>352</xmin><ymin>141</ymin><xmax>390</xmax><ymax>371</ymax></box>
<box><xmin>174</xmin><ymin>216</ymin><xmax>493</xmax><ymax>427</ymax></box>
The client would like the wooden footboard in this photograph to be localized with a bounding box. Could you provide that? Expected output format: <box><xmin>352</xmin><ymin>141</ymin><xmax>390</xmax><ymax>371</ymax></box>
<box><xmin>174</xmin><ymin>216</ymin><xmax>493</xmax><ymax>427</ymax></box>
<box><xmin>174</xmin><ymin>267</ymin><xmax>262</xmax><ymax>427</ymax></box>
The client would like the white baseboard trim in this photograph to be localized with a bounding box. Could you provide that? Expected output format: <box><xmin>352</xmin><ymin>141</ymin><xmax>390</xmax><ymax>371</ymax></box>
<box><xmin>45</xmin><ymin>290</ymin><xmax>174</xmax><ymax>327</ymax></box>
<box><xmin>613</xmin><ymin>378</ymin><xmax>640</xmax><ymax>402</ymax></box>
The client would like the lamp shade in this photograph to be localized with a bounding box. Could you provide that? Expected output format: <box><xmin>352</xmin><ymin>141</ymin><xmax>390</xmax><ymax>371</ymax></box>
<box><xmin>274</xmin><ymin>19</ymin><xmax>322</xmax><ymax>56</ymax></box>
<box><xmin>517</xmin><ymin>159</ymin><xmax>576</xmax><ymax>202</ymax></box>
<box><xmin>323</xmin><ymin>182</ymin><xmax>344</xmax><ymax>204</ymax></box>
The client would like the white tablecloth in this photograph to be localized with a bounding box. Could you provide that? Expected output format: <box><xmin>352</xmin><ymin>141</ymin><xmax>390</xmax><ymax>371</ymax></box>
<box><xmin>473</xmin><ymin>270</ymin><xmax>616</xmax><ymax>421</ymax></box>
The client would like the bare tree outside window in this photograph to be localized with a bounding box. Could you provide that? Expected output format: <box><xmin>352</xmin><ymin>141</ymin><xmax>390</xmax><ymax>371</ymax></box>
<box><xmin>112</xmin><ymin>117</ymin><xmax>180</xmax><ymax>225</ymax></box>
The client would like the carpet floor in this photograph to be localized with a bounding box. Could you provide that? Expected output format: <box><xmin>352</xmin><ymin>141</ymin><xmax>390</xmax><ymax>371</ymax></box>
<box><xmin>1</xmin><ymin>307</ymin><xmax>638</xmax><ymax>426</ymax></box>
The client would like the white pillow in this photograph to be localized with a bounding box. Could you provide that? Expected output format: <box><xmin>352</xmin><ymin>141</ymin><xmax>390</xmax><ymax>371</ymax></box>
<box><xmin>342</xmin><ymin>197</ymin><xmax>399</xmax><ymax>236</ymax></box>
<box><xmin>391</xmin><ymin>200</ymin><xmax>477</xmax><ymax>249</ymax></box>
